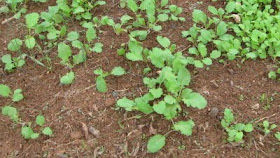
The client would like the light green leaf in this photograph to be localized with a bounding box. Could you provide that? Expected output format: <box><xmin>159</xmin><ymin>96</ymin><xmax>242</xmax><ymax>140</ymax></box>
<box><xmin>60</xmin><ymin>71</ymin><xmax>75</xmax><ymax>85</ymax></box>
<box><xmin>67</xmin><ymin>31</ymin><xmax>79</xmax><ymax>41</ymax></box>
<box><xmin>217</xmin><ymin>21</ymin><xmax>228</xmax><ymax>36</ymax></box>
<box><xmin>127</xmin><ymin>0</ymin><xmax>138</xmax><ymax>12</ymax></box>
<box><xmin>86</xmin><ymin>27</ymin><xmax>96</xmax><ymax>43</ymax></box>
<box><xmin>21</xmin><ymin>126</ymin><xmax>34</xmax><ymax>139</ymax></box>
<box><xmin>157</xmin><ymin>36</ymin><xmax>171</xmax><ymax>48</ymax></box>
<box><xmin>58</xmin><ymin>43</ymin><xmax>72</xmax><ymax>63</ymax></box>
<box><xmin>192</xmin><ymin>9</ymin><xmax>207</xmax><ymax>24</ymax></box>
<box><xmin>92</xmin><ymin>43</ymin><xmax>103</xmax><ymax>53</ymax></box>
<box><xmin>182</xmin><ymin>92</ymin><xmax>207</xmax><ymax>109</ymax></box>
<box><xmin>12</xmin><ymin>89</ymin><xmax>24</xmax><ymax>102</ymax></box>
<box><xmin>0</xmin><ymin>84</ymin><xmax>11</xmax><ymax>97</ymax></box>
<box><xmin>2</xmin><ymin>106</ymin><xmax>18</xmax><ymax>122</ymax></box>
<box><xmin>36</xmin><ymin>115</ymin><xmax>45</xmax><ymax>126</ymax></box>
<box><xmin>164</xmin><ymin>95</ymin><xmax>177</xmax><ymax>104</ymax></box>
<box><xmin>147</xmin><ymin>134</ymin><xmax>166</xmax><ymax>153</ymax></box>
<box><xmin>153</xmin><ymin>101</ymin><xmax>166</xmax><ymax>114</ymax></box>
<box><xmin>96</xmin><ymin>76</ymin><xmax>107</xmax><ymax>93</ymax></box>
<box><xmin>111</xmin><ymin>66</ymin><xmax>126</xmax><ymax>76</ymax></box>
<box><xmin>25</xmin><ymin>13</ymin><xmax>40</xmax><ymax>29</ymax></box>
<box><xmin>42</xmin><ymin>127</ymin><xmax>53</xmax><ymax>136</ymax></box>
<box><xmin>2</xmin><ymin>54</ymin><xmax>12</xmax><ymax>64</ymax></box>
<box><xmin>8</xmin><ymin>39</ymin><xmax>22</xmax><ymax>52</ymax></box>
<box><xmin>25</xmin><ymin>36</ymin><xmax>36</xmax><ymax>49</ymax></box>
<box><xmin>117</xmin><ymin>97</ymin><xmax>135</xmax><ymax>111</ymax></box>
<box><xmin>149</xmin><ymin>88</ymin><xmax>163</xmax><ymax>99</ymax></box>
<box><xmin>198</xmin><ymin>43</ymin><xmax>207</xmax><ymax>57</ymax></box>
<box><xmin>173</xmin><ymin>120</ymin><xmax>195</xmax><ymax>136</ymax></box>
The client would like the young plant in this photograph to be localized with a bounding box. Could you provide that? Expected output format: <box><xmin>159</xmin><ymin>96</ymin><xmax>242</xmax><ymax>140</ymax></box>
<box><xmin>0</xmin><ymin>84</ymin><xmax>24</xmax><ymax>102</ymax></box>
<box><xmin>221</xmin><ymin>108</ymin><xmax>254</xmax><ymax>142</ymax></box>
<box><xmin>21</xmin><ymin>115</ymin><xmax>53</xmax><ymax>139</ymax></box>
<box><xmin>94</xmin><ymin>67</ymin><xmax>126</xmax><ymax>93</ymax></box>
<box><xmin>147</xmin><ymin>120</ymin><xmax>195</xmax><ymax>153</ymax></box>
<box><xmin>1</xmin><ymin>54</ymin><xmax>26</xmax><ymax>72</ymax></box>
<box><xmin>261</xmin><ymin>120</ymin><xmax>277</xmax><ymax>136</ymax></box>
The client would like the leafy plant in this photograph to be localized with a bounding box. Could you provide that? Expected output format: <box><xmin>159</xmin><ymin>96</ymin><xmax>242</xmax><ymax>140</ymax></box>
<box><xmin>94</xmin><ymin>67</ymin><xmax>126</xmax><ymax>92</ymax></box>
<box><xmin>261</xmin><ymin>120</ymin><xmax>277</xmax><ymax>135</ymax></box>
<box><xmin>221</xmin><ymin>108</ymin><xmax>254</xmax><ymax>142</ymax></box>
<box><xmin>21</xmin><ymin>115</ymin><xmax>53</xmax><ymax>139</ymax></box>
<box><xmin>115</xmin><ymin>36</ymin><xmax>207</xmax><ymax>152</ymax></box>
<box><xmin>0</xmin><ymin>84</ymin><xmax>24</xmax><ymax>102</ymax></box>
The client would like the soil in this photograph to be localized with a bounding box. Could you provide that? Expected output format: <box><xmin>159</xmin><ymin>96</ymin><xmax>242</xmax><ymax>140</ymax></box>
<box><xmin>0</xmin><ymin>0</ymin><xmax>280</xmax><ymax>158</ymax></box>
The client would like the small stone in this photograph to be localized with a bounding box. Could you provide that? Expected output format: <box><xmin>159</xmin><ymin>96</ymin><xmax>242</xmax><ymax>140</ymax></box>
<box><xmin>251</xmin><ymin>103</ymin><xmax>260</xmax><ymax>110</ymax></box>
<box><xmin>57</xmin><ymin>153</ymin><xmax>68</xmax><ymax>158</ymax></box>
<box><xmin>70</xmin><ymin>131</ymin><xmax>83</xmax><ymax>139</ymax></box>
<box><xmin>232</xmin><ymin>14</ymin><xmax>241</xmax><ymax>23</ymax></box>
<box><xmin>112</xmin><ymin>91</ymin><xmax>119</xmax><ymax>98</ymax></box>
<box><xmin>209</xmin><ymin>107</ymin><xmax>219</xmax><ymax>117</ymax></box>
<box><xmin>89</xmin><ymin>126</ymin><xmax>100</xmax><ymax>137</ymax></box>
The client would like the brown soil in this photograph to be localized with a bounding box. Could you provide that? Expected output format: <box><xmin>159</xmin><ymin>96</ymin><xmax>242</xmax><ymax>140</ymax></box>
<box><xmin>0</xmin><ymin>0</ymin><xmax>280</xmax><ymax>158</ymax></box>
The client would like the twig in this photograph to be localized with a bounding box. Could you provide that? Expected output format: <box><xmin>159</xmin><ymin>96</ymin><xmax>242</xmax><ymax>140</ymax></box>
<box><xmin>1</xmin><ymin>16</ymin><xmax>16</xmax><ymax>25</ymax></box>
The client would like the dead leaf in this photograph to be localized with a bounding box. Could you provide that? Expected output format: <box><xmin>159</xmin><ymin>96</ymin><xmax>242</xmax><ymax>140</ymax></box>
<box><xmin>81</xmin><ymin>122</ymin><xmax>89</xmax><ymax>139</ymax></box>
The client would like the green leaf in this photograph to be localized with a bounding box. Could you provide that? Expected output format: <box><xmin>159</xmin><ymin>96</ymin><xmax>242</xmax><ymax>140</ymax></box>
<box><xmin>2</xmin><ymin>106</ymin><xmax>19</xmax><ymax>122</ymax></box>
<box><xmin>235</xmin><ymin>131</ymin><xmax>243</xmax><ymax>142</ymax></box>
<box><xmin>86</xmin><ymin>27</ymin><xmax>96</xmax><ymax>43</ymax></box>
<box><xmin>92</xmin><ymin>43</ymin><xmax>103</xmax><ymax>53</ymax></box>
<box><xmin>208</xmin><ymin>6</ymin><xmax>218</xmax><ymax>15</ymax></box>
<box><xmin>149</xmin><ymin>88</ymin><xmax>163</xmax><ymax>99</ymax></box>
<box><xmin>147</xmin><ymin>134</ymin><xmax>166</xmax><ymax>153</ymax></box>
<box><xmin>0</xmin><ymin>84</ymin><xmax>11</xmax><ymax>97</ymax></box>
<box><xmin>225</xmin><ymin>1</ymin><xmax>235</xmax><ymax>13</ymax></box>
<box><xmin>153</xmin><ymin>101</ymin><xmax>166</xmax><ymax>114</ymax></box>
<box><xmin>60</xmin><ymin>71</ymin><xmax>75</xmax><ymax>85</ymax></box>
<box><xmin>161</xmin><ymin>0</ymin><xmax>169</xmax><ymax>7</ymax></box>
<box><xmin>224</xmin><ymin>108</ymin><xmax>234</xmax><ymax>123</ymax></box>
<box><xmin>177</xmin><ymin>67</ymin><xmax>191</xmax><ymax>86</ymax></box>
<box><xmin>202</xmin><ymin>58</ymin><xmax>212</xmax><ymax>66</ymax></box>
<box><xmin>36</xmin><ymin>115</ymin><xmax>45</xmax><ymax>126</ymax></box>
<box><xmin>157</xmin><ymin>36</ymin><xmax>171</xmax><ymax>48</ymax></box>
<box><xmin>210</xmin><ymin>50</ymin><xmax>221</xmax><ymax>59</ymax></box>
<box><xmin>198</xmin><ymin>43</ymin><xmax>207</xmax><ymax>57</ymax></box>
<box><xmin>173</xmin><ymin>120</ymin><xmax>195</xmax><ymax>136</ymax></box>
<box><xmin>73</xmin><ymin>51</ymin><xmax>87</xmax><ymax>65</ymax></box>
<box><xmin>25</xmin><ymin>13</ymin><xmax>39</xmax><ymax>29</ymax></box>
<box><xmin>8</xmin><ymin>39</ymin><xmax>22</xmax><ymax>52</ymax></box>
<box><xmin>164</xmin><ymin>95</ymin><xmax>177</xmax><ymax>104</ymax></box>
<box><xmin>192</xmin><ymin>9</ymin><xmax>207</xmax><ymax>24</ymax></box>
<box><xmin>244</xmin><ymin>124</ymin><xmax>254</xmax><ymax>132</ymax></box>
<box><xmin>67</xmin><ymin>31</ymin><xmax>79</xmax><ymax>41</ymax></box>
<box><xmin>31</xmin><ymin>133</ymin><xmax>40</xmax><ymax>139</ymax></box>
<box><xmin>12</xmin><ymin>89</ymin><xmax>24</xmax><ymax>102</ymax></box>
<box><xmin>217</xmin><ymin>21</ymin><xmax>228</xmax><ymax>36</ymax></box>
<box><xmin>127</xmin><ymin>0</ymin><xmax>138</xmax><ymax>12</ymax></box>
<box><xmin>194</xmin><ymin>60</ymin><xmax>204</xmax><ymax>68</ymax></box>
<box><xmin>42</xmin><ymin>127</ymin><xmax>53</xmax><ymax>136</ymax></box>
<box><xmin>117</xmin><ymin>97</ymin><xmax>135</xmax><ymax>111</ymax></box>
<box><xmin>158</xmin><ymin>14</ymin><xmax>169</xmax><ymax>22</ymax></box>
<box><xmin>182</xmin><ymin>92</ymin><xmax>207</xmax><ymax>109</ymax></box>
<box><xmin>58</xmin><ymin>43</ymin><xmax>72</xmax><ymax>63</ymax></box>
<box><xmin>25</xmin><ymin>36</ymin><xmax>36</xmax><ymax>49</ymax></box>
<box><xmin>1</xmin><ymin>54</ymin><xmax>12</xmax><ymax>64</ymax></box>
<box><xmin>21</xmin><ymin>126</ymin><xmax>34</xmax><ymax>139</ymax></box>
<box><xmin>111</xmin><ymin>66</ymin><xmax>126</xmax><ymax>76</ymax></box>
<box><xmin>96</xmin><ymin>76</ymin><xmax>107</xmax><ymax>93</ymax></box>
